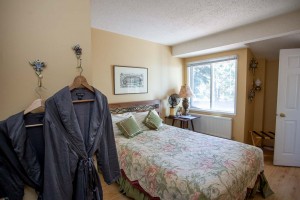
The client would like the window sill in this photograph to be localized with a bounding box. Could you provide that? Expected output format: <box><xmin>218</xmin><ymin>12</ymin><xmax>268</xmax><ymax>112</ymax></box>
<box><xmin>189</xmin><ymin>108</ymin><xmax>236</xmax><ymax>117</ymax></box>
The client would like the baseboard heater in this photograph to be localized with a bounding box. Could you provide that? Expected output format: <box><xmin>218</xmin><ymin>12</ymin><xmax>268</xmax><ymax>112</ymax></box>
<box><xmin>190</xmin><ymin>114</ymin><xmax>232</xmax><ymax>139</ymax></box>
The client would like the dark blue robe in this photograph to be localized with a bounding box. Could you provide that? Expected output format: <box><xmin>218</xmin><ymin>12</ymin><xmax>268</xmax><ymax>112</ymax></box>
<box><xmin>43</xmin><ymin>87</ymin><xmax>120</xmax><ymax>200</ymax></box>
<box><xmin>0</xmin><ymin>112</ymin><xmax>44</xmax><ymax>200</ymax></box>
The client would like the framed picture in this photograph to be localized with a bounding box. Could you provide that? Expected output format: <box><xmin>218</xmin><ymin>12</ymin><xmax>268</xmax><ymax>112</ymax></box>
<box><xmin>113</xmin><ymin>65</ymin><xmax>148</xmax><ymax>95</ymax></box>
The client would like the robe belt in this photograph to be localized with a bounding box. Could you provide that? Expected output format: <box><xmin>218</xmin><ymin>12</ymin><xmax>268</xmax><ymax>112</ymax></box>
<box><xmin>79</xmin><ymin>157</ymin><xmax>101</xmax><ymax>200</ymax></box>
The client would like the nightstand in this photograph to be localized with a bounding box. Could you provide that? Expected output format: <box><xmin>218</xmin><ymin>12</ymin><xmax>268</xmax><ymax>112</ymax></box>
<box><xmin>165</xmin><ymin>115</ymin><xmax>199</xmax><ymax>131</ymax></box>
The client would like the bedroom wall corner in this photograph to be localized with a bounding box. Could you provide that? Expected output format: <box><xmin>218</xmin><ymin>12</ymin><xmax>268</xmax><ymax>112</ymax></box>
<box><xmin>0</xmin><ymin>0</ymin><xmax>92</xmax><ymax>121</ymax></box>
<box><xmin>91</xmin><ymin>28</ymin><xmax>183</xmax><ymax>117</ymax></box>
<box><xmin>253</xmin><ymin>58</ymin><xmax>266</xmax><ymax>131</ymax></box>
<box><xmin>243</xmin><ymin>49</ymin><xmax>256</xmax><ymax>144</ymax></box>
<box><xmin>263</xmin><ymin>60</ymin><xmax>279</xmax><ymax>132</ymax></box>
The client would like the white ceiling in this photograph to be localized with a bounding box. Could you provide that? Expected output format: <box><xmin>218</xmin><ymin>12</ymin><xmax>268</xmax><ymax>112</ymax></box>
<box><xmin>91</xmin><ymin>0</ymin><xmax>300</xmax><ymax>60</ymax></box>
<box><xmin>247</xmin><ymin>33</ymin><xmax>300</xmax><ymax>60</ymax></box>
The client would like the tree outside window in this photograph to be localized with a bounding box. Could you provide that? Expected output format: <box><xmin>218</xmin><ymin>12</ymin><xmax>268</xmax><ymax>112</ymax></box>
<box><xmin>188</xmin><ymin>56</ymin><xmax>237</xmax><ymax>114</ymax></box>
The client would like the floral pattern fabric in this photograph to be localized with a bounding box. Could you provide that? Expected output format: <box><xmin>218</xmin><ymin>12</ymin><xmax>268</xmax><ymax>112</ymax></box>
<box><xmin>115</xmin><ymin>124</ymin><xmax>264</xmax><ymax>200</ymax></box>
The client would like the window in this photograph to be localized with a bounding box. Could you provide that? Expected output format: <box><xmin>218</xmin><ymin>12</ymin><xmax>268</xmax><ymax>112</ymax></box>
<box><xmin>187</xmin><ymin>56</ymin><xmax>237</xmax><ymax>114</ymax></box>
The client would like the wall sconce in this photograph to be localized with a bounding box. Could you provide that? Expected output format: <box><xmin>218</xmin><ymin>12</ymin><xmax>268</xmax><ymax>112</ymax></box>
<box><xmin>249</xmin><ymin>57</ymin><xmax>258</xmax><ymax>74</ymax></box>
<box><xmin>248</xmin><ymin>88</ymin><xmax>255</xmax><ymax>102</ymax></box>
<box><xmin>248</xmin><ymin>57</ymin><xmax>262</xmax><ymax>102</ymax></box>
<box><xmin>248</xmin><ymin>78</ymin><xmax>262</xmax><ymax>101</ymax></box>
<box><xmin>254</xmin><ymin>78</ymin><xmax>262</xmax><ymax>91</ymax></box>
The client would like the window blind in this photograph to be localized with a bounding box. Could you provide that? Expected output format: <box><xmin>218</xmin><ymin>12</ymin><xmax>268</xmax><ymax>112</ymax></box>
<box><xmin>187</xmin><ymin>55</ymin><xmax>238</xmax><ymax>67</ymax></box>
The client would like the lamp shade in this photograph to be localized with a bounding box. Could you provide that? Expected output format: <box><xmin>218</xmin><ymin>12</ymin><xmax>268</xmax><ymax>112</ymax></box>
<box><xmin>179</xmin><ymin>85</ymin><xmax>195</xmax><ymax>98</ymax></box>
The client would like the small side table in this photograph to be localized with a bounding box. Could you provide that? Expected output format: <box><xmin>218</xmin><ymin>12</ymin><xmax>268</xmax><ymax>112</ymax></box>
<box><xmin>165</xmin><ymin>115</ymin><xmax>199</xmax><ymax>131</ymax></box>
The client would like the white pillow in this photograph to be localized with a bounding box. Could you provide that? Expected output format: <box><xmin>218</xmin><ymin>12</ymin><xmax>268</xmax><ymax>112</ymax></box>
<box><xmin>111</xmin><ymin>112</ymin><xmax>133</xmax><ymax>135</ymax></box>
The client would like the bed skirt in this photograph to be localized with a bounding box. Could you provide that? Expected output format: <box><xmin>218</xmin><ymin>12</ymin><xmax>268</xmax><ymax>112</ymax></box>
<box><xmin>246</xmin><ymin>171</ymin><xmax>274</xmax><ymax>199</ymax></box>
<box><xmin>118</xmin><ymin>170</ymin><xmax>273</xmax><ymax>200</ymax></box>
<box><xmin>118</xmin><ymin>170</ymin><xmax>160</xmax><ymax>200</ymax></box>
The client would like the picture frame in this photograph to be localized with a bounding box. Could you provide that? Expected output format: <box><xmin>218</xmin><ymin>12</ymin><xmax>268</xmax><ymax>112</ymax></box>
<box><xmin>113</xmin><ymin>65</ymin><xmax>148</xmax><ymax>95</ymax></box>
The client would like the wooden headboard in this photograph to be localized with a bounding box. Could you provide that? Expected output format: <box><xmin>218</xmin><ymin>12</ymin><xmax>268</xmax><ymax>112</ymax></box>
<box><xmin>109</xmin><ymin>100</ymin><xmax>161</xmax><ymax>114</ymax></box>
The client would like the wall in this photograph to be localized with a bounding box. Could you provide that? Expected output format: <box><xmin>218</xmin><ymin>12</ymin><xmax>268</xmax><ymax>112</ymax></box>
<box><xmin>0</xmin><ymin>0</ymin><xmax>92</xmax><ymax>120</ymax></box>
<box><xmin>91</xmin><ymin>28</ymin><xmax>183</xmax><ymax>115</ymax></box>
<box><xmin>253</xmin><ymin>58</ymin><xmax>266</xmax><ymax>131</ymax></box>
<box><xmin>263</xmin><ymin>60</ymin><xmax>279</xmax><ymax>132</ymax></box>
<box><xmin>0</xmin><ymin>1</ymin><xmax>91</xmax><ymax>199</ymax></box>
<box><xmin>243</xmin><ymin>50</ymin><xmax>256</xmax><ymax>144</ymax></box>
<box><xmin>184</xmin><ymin>48</ymin><xmax>251</xmax><ymax>142</ymax></box>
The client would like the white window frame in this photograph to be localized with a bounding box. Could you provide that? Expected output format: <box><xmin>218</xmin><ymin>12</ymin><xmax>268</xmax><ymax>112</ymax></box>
<box><xmin>187</xmin><ymin>55</ymin><xmax>238</xmax><ymax>115</ymax></box>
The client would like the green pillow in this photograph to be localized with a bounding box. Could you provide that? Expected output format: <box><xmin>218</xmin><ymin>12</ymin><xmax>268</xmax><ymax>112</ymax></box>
<box><xmin>143</xmin><ymin>110</ymin><xmax>163</xmax><ymax>130</ymax></box>
<box><xmin>116</xmin><ymin>116</ymin><xmax>143</xmax><ymax>138</ymax></box>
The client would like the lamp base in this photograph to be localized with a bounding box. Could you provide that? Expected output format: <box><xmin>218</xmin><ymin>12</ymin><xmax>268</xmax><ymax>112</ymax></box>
<box><xmin>182</xmin><ymin>98</ymin><xmax>189</xmax><ymax>115</ymax></box>
<box><xmin>169</xmin><ymin>107</ymin><xmax>176</xmax><ymax>116</ymax></box>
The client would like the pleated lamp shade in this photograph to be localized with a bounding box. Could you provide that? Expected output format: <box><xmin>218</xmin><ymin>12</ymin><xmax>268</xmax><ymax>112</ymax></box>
<box><xmin>179</xmin><ymin>85</ymin><xmax>195</xmax><ymax>98</ymax></box>
<box><xmin>178</xmin><ymin>85</ymin><xmax>195</xmax><ymax>115</ymax></box>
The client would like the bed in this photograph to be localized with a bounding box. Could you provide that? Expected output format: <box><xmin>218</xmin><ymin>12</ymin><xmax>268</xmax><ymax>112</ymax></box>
<box><xmin>109</xmin><ymin>100</ymin><xmax>272</xmax><ymax>200</ymax></box>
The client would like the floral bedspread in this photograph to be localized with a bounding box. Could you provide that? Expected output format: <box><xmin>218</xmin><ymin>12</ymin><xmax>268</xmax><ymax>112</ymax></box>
<box><xmin>115</xmin><ymin>124</ymin><xmax>264</xmax><ymax>200</ymax></box>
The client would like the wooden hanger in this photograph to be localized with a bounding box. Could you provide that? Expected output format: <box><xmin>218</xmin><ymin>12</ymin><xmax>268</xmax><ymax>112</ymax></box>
<box><xmin>70</xmin><ymin>44</ymin><xmax>94</xmax><ymax>103</ymax></box>
<box><xmin>24</xmin><ymin>96</ymin><xmax>44</xmax><ymax>127</ymax></box>
<box><xmin>25</xmin><ymin>123</ymin><xmax>43</xmax><ymax>128</ymax></box>
<box><xmin>24</xmin><ymin>98</ymin><xmax>45</xmax><ymax>115</ymax></box>
<box><xmin>24</xmin><ymin>60</ymin><xmax>46</xmax><ymax>126</ymax></box>
<box><xmin>24</xmin><ymin>100</ymin><xmax>44</xmax><ymax>127</ymax></box>
<box><xmin>69</xmin><ymin>75</ymin><xmax>94</xmax><ymax>93</ymax></box>
<box><xmin>69</xmin><ymin>75</ymin><xmax>95</xmax><ymax>103</ymax></box>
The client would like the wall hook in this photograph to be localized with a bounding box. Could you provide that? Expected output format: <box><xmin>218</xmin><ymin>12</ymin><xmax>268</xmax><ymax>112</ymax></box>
<box><xmin>29</xmin><ymin>59</ymin><xmax>46</xmax><ymax>87</ymax></box>
<box><xmin>72</xmin><ymin>44</ymin><xmax>83</xmax><ymax>75</ymax></box>
<box><xmin>72</xmin><ymin>44</ymin><xmax>82</xmax><ymax>59</ymax></box>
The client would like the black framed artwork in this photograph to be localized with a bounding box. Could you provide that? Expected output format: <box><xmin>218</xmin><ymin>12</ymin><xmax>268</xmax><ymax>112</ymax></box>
<box><xmin>113</xmin><ymin>65</ymin><xmax>148</xmax><ymax>95</ymax></box>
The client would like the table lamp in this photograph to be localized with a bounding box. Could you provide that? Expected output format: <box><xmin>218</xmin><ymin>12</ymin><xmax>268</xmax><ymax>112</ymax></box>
<box><xmin>179</xmin><ymin>85</ymin><xmax>195</xmax><ymax>115</ymax></box>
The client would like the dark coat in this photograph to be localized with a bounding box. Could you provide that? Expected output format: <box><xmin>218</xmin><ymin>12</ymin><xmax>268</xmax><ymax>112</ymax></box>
<box><xmin>43</xmin><ymin>87</ymin><xmax>120</xmax><ymax>200</ymax></box>
<box><xmin>0</xmin><ymin>112</ymin><xmax>44</xmax><ymax>200</ymax></box>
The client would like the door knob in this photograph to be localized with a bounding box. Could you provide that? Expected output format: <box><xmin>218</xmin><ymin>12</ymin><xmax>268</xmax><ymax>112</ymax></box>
<box><xmin>279</xmin><ymin>113</ymin><xmax>286</xmax><ymax>117</ymax></box>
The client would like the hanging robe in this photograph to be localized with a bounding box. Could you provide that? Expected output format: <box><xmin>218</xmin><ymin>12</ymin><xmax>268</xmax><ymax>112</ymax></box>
<box><xmin>0</xmin><ymin>112</ymin><xmax>44</xmax><ymax>200</ymax></box>
<box><xmin>43</xmin><ymin>87</ymin><xmax>120</xmax><ymax>200</ymax></box>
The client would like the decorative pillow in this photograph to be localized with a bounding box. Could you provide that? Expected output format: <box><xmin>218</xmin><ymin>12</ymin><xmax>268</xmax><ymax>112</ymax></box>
<box><xmin>143</xmin><ymin>110</ymin><xmax>163</xmax><ymax>130</ymax></box>
<box><xmin>116</xmin><ymin>116</ymin><xmax>143</xmax><ymax>138</ymax></box>
<box><xmin>111</xmin><ymin>112</ymin><xmax>133</xmax><ymax>135</ymax></box>
<box><xmin>132</xmin><ymin>111</ymin><xmax>151</xmax><ymax>131</ymax></box>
